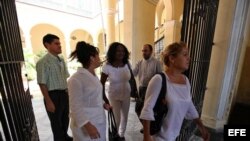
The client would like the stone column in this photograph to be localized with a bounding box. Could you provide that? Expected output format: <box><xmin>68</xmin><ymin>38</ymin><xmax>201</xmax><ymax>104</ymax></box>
<box><xmin>64</xmin><ymin>32</ymin><xmax>72</xmax><ymax>60</ymax></box>
<box><xmin>103</xmin><ymin>0</ymin><xmax>116</xmax><ymax>47</ymax></box>
<box><xmin>164</xmin><ymin>20</ymin><xmax>182</xmax><ymax>46</ymax></box>
<box><xmin>124</xmin><ymin>0</ymin><xmax>156</xmax><ymax>65</ymax></box>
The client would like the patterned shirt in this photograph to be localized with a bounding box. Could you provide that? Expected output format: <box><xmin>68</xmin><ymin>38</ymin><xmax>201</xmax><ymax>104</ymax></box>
<box><xmin>36</xmin><ymin>53</ymin><xmax>69</xmax><ymax>91</ymax></box>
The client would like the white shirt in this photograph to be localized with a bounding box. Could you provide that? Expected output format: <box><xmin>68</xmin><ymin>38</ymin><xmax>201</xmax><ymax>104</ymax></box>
<box><xmin>68</xmin><ymin>67</ymin><xmax>106</xmax><ymax>129</ymax></box>
<box><xmin>133</xmin><ymin>57</ymin><xmax>162</xmax><ymax>87</ymax></box>
<box><xmin>102</xmin><ymin>63</ymin><xmax>131</xmax><ymax>100</ymax></box>
<box><xmin>140</xmin><ymin>72</ymin><xmax>199</xmax><ymax>141</ymax></box>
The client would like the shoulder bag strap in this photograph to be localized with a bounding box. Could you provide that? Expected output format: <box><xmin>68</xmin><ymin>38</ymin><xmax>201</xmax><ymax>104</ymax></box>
<box><xmin>153</xmin><ymin>72</ymin><xmax>167</xmax><ymax>109</ymax></box>
<box><xmin>127</xmin><ymin>62</ymin><xmax>135</xmax><ymax>78</ymax></box>
<box><xmin>158</xmin><ymin>72</ymin><xmax>167</xmax><ymax>99</ymax></box>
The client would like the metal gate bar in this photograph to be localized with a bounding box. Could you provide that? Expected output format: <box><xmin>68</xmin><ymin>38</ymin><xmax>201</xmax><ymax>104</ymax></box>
<box><xmin>0</xmin><ymin>0</ymin><xmax>39</xmax><ymax>140</ymax></box>
<box><xmin>177</xmin><ymin>0</ymin><xmax>219</xmax><ymax>140</ymax></box>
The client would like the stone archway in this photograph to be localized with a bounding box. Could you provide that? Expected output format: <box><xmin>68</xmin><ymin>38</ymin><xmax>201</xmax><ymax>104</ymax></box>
<box><xmin>155</xmin><ymin>0</ymin><xmax>184</xmax><ymax>46</ymax></box>
<box><xmin>69</xmin><ymin>29</ymin><xmax>93</xmax><ymax>52</ymax></box>
<box><xmin>30</xmin><ymin>23</ymin><xmax>66</xmax><ymax>59</ymax></box>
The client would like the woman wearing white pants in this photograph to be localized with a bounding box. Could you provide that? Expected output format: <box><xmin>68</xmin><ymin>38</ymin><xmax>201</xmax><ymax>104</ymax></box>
<box><xmin>101</xmin><ymin>42</ymin><xmax>131</xmax><ymax>141</ymax></box>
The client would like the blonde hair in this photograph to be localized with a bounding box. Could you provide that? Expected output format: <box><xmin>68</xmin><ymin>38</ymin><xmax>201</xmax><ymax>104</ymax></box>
<box><xmin>162</xmin><ymin>41</ymin><xmax>187</xmax><ymax>67</ymax></box>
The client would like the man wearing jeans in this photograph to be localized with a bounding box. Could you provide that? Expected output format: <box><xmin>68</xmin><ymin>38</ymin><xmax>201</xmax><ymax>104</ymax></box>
<box><xmin>133</xmin><ymin>44</ymin><xmax>162</xmax><ymax>133</ymax></box>
<box><xmin>36</xmin><ymin>34</ymin><xmax>72</xmax><ymax>141</ymax></box>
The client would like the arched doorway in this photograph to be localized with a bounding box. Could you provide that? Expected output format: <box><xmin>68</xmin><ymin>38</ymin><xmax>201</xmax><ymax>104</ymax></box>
<box><xmin>69</xmin><ymin>29</ymin><xmax>93</xmax><ymax>52</ymax></box>
<box><xmin>30</xmin><ymin>24</ymin><xmax>66</xmax><ymax>59</ymax></box>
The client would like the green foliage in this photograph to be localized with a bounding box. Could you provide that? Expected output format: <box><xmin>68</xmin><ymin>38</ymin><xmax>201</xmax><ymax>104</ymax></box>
<box><xmin>23</xmin><ymin>48</ymin><xmax>36</xmax><ymax>81</ymax></box>
<box><xmin>35</xmin><ymin>50</ymin><xmax>47</xmax><ymax>62</ymax></box>
<box><xmin>67</xmin><ymin>59</ymin><xmax>81</xmax><ymax>75</ymax></box>
<box><xmin>23</xmin><ymin>48</ymin><xmax>47</xmax><ymax>81</ymax></box>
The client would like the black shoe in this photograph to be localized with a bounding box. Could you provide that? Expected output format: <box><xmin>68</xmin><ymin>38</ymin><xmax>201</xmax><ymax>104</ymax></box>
<box><xmin>66</xmin><ymin>136</ymin><xmax>73</xmax><ymax>141</ymax></box>
<box><xmin>140</xmin><ymin>128</ymin><xmax>144</xmax><ymax>134</ymax></box>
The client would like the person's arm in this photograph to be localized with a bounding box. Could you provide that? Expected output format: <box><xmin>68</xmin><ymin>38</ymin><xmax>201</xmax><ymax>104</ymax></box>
<box><xmin>142</xmin><ymin>120</ymin><xmax>153</xmax><ymax>141</ymax></box>
<box><xmin>36</xmin><ymin>61</ymin><xmax>55</xmax><ymax>112</ymax></box>
<box><xmin>185</xmin><ymin>88</ymin><xmax>209</xmax><ymax>141</ymax></box>
<box><xmin>39</xmin><ymin>84</ymin><xmax>55</xmax><ymax>112</ymax></box>
<box><xmin>100</xmin><ymin>72</ymin><xmax>110</xmax><ymax>104</ymax></box>
<box><xmin>194</xmin><ymin>118</ymin><xmax>209</xmax><ymax>141</ymax></box>
<box><xmin>140</xmin><ymin>75</ymin><xmax>162</xmax><ymax>141</ymax></box>
<box><xmin>132</xmin><ymin>61</ymin><xmax>140</xmax><ymax>76</ymax></box>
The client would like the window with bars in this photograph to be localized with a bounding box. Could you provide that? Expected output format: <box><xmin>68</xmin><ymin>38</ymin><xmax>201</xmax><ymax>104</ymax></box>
<box><xmin>154</xmin><ymin>36</ymin><xmax>164</xmax><ymax>60</ymax></box>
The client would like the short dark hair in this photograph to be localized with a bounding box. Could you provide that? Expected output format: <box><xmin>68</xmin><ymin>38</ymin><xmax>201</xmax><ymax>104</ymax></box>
<box><xmin>42</xmin><ymin>34</ymin><xmax>59</xmax><ymax>47</ymax></box>
<box><xmin>69</xmin><ymin>41</ymin><xmax>99</xmax><ymax>68</ymax></box>
<box><xmin>144</xmin><ymin>44</ymin><xmax>153</xmax><ymax>51</ymax></box>
<box><xmin>107</xmin><ymin>42</ymin><xmax>129</xmax><ymax>64</ymax></box>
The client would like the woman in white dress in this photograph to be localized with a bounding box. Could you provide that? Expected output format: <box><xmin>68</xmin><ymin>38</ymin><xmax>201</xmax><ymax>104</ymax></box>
<box><xmin>140</xmin><ymin>42</ymin><xmax>209</xmax><ymax>141</ymax></box>
<box><xmin>100</xmin><ymin>42</ymin><xmax>131</xmax><ymax>141</ymax></box>
<box><xmin>68</xmin><ymin>41</ymin><xmax>111</xmax><ymax>141</ymax></box>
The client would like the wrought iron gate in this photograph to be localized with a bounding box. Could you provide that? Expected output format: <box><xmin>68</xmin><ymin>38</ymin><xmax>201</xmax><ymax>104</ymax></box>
<box><xmin>0</xmin><ymin>0</ymin><xmax>39</xmax><ymax>140</ymax></box>
<box><xmin>177</xmin><ymin>0</ymin><xmax>219</xmax><ymax>140</ymax></box>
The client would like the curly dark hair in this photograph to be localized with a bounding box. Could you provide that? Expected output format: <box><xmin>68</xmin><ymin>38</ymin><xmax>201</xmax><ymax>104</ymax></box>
<box><xmin>106</xmin><ymin>42</ymin><xmax>130</xmax><ymax>64</ymax></box>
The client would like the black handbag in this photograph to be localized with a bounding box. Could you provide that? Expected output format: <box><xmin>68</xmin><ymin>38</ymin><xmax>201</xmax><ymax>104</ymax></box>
<box><xmin>108</xmin><ymin>109</ymin><xmax>120</xmax><ymax>141</ymax></box>
<box><xmin>135</xmin><ymin>97</ymin><xmax>144</xmax><ymax>117</ymax></box>
<box><xmin>150</xmin><ymin>72</ymin><xmax>168</xmax><ymax>135</ymax></box>
<box><xmin>127</xmin><ymin>63</ymin><xmax>139</xmax><ymax>98</ymax></box>
<box><xmin>135</xmin><ymin>87</ymin><xmax>147</xmax><ymax>117</ymax></box>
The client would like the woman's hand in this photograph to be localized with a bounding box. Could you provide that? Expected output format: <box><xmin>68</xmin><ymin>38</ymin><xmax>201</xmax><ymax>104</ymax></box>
<box><xmin>143</xmin><ymin>135</ymin><xmax>153</xmax><ymax>141</ymax></box>
<box><xmin>83</xmin><ymin>122</ymin><xmax>100</xmax><ymax>139</ymax></box>
<box><xmin>199</xmin><ymin>126</ymin><xmax>210</xmax><ymax>141</ymax></box>
<box><xmin>103</xmin><ymin>103</ymin><xmax>112</xmax><ymax>111</ymax></box>
<box><xmin>195</xmin><ymin>118</ymin><xmax>210</xmax><ymax>141</ymax></box>
<box><xmin>143</xmin><ymin>120</ymin><xmax>153</xmax><ymax>141</ymax></box>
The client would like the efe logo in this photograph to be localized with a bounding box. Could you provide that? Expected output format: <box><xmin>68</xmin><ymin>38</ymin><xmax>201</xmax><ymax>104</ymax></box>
<box><xmin>228</xmin><ymin>129</ymin><xmax>246</xmax><ymax>136</ymax></box>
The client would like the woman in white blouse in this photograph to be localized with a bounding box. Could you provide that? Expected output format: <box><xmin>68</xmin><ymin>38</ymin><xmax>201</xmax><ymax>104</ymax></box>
<box><xmin>100</xmin><ymin>42</ymin><xmax>131</xmax><ymax>140</ymax></box>
<box><xmin>68</xmin><ymin>41</ymin><xmax>110</xmax><ymax>141</ymax></box>
<box><xmin>140</xmin><ymin>42</ymin><xmax>209</xmax><ymax>141</ymax></box>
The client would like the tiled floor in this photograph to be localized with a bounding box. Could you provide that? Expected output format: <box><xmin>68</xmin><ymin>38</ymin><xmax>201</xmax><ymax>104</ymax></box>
<box><xmin>33</xmin><ymin>97</ymin><xmax>224</xmax><ymax>141</ymax></box>
<box><xmin>32</xmin><ymin>97</ymin><xmax>143</xmax><ymax>141</ymax></box>
<box><xmin>31</xmin><ymin>75</ymin><xmax>223</xmax><ymax>141</ymax></box>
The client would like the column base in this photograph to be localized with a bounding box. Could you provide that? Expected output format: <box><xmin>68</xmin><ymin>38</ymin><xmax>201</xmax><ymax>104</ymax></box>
<box><xmin>201</xmin><ymin>114</ymin><xmax>226</xmax><ymax>132</ymax></box>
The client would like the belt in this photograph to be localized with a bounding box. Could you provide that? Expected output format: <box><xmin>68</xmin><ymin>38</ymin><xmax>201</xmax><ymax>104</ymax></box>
<box><xmin>48</xmin><ymin>89</ymin><xmax>67</xmax><ymax>93</ymax></box>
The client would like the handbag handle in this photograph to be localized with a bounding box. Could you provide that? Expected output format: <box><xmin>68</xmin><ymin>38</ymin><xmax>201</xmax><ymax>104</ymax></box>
<box><xmin>108</xmin><ymin>109</ymin><xmax>118</xmax><ymax>133</ymax></box>
<box><xmin>127</xmin><ymin>63</ymin><xmax>135</xmax><ymax>78</ymax></box>
<box><xmin>127</xmin><ymin>63</ymin><xmax>139</xmax><ymax>99</ymax></box>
